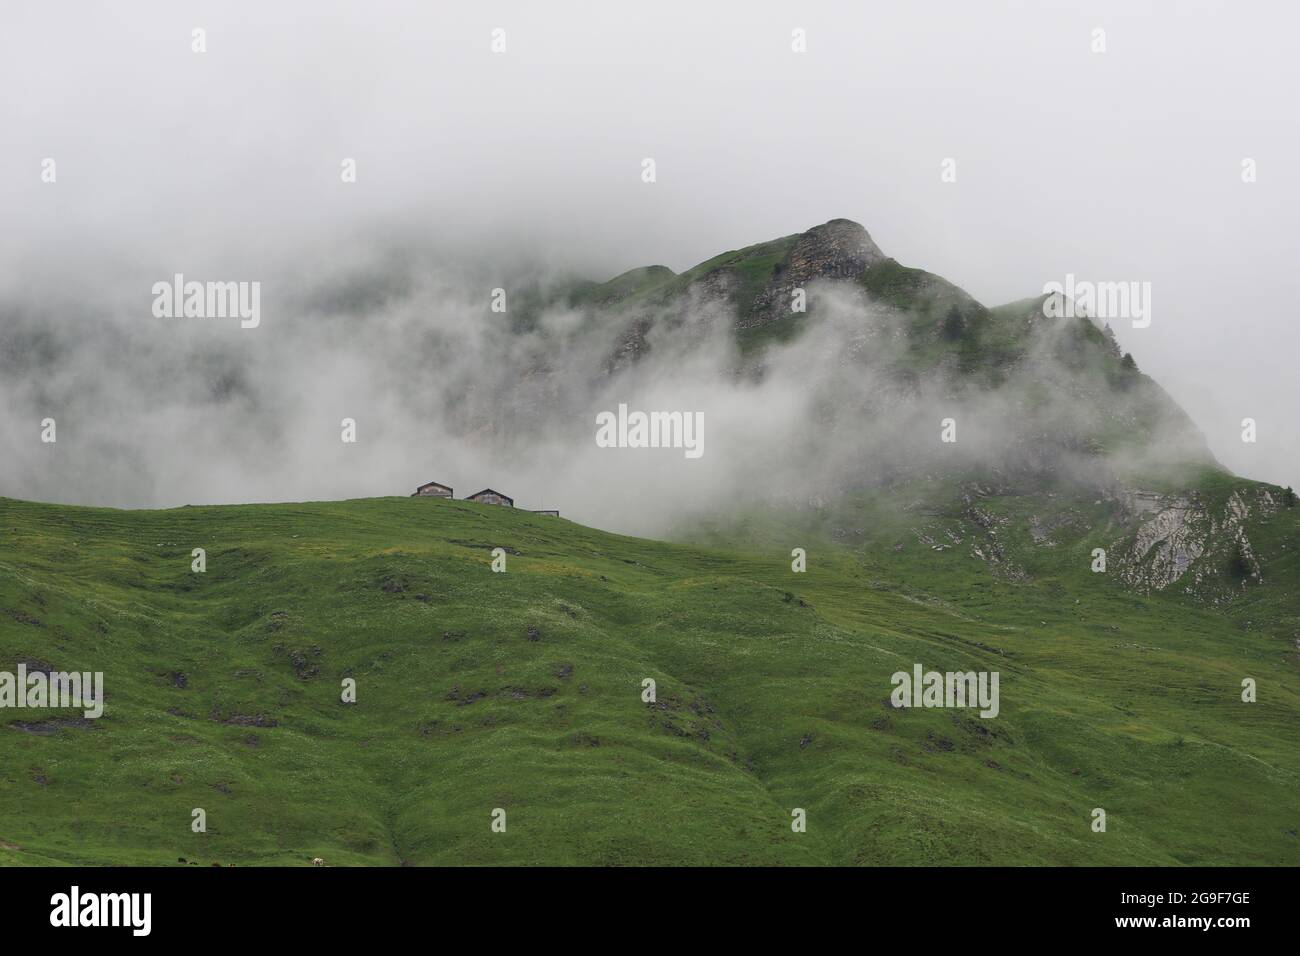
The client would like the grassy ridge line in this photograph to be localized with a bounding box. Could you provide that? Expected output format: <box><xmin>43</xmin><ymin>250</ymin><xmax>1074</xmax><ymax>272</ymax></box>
<box><xmin>0</xmin><ymin>496</ymin><xmax>1297</xmax><ymax>866</ymax></box>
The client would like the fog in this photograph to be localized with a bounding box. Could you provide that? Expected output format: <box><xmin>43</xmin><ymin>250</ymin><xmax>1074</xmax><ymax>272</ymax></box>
<box><xmin>3</xmin><ymin>0</ymin><xmax>1297</xmax><ymax>531</ymax></box>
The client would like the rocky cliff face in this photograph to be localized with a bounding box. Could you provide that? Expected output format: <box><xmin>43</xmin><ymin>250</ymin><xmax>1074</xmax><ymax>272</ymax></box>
<box><xmin>1117</xmin><ymin>494</ymin><xmax>1205</xmax><ymax>591</ymax></box>
<box><xmin>887</xmin><ymin>477</ymin><xmax>1287</xmax><ymax>607</ymax></box>
<box><xmin>1116</xmin><ymin>487</ymin><xmax>1278</xmax><ymax>602</ymax></box>
<box><xmin>743</xmin><ymin>219</ymin><xmax>886</xmax><ymax>327</ymax></box>
<box><xmin>789</xmin><ymin>218</ymin><xmax>886</xmax><ymax>277</ymax></box>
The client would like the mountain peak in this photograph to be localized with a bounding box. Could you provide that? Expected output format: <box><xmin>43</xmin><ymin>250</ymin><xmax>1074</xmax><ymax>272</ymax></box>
<box><xmin>811</xmin><ymin>217</ymin><xmax>875</xmax><ymax>238</ymax></box>
<box><xmin>789</xmin><ymin>218</ymin><xmax>886</xmax><ymax>280</ymax></box>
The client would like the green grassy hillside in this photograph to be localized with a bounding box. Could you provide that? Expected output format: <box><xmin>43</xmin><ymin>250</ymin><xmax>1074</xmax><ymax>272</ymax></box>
<box><xmin>2</xmin><ymin>494</ymin><xmax>1297</xmax><ymax>866</ymax></box>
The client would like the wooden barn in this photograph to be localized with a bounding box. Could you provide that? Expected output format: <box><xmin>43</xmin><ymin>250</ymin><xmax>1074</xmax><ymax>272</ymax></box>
<box><xmin>466</xmin><ymin>488</ymin><xmax>514</xmax><ymax>507</ymax></box>
<box><xmin>411</xmin><ymin>480</ymin><xmax>453</xmax><ymax>498</ymax></box>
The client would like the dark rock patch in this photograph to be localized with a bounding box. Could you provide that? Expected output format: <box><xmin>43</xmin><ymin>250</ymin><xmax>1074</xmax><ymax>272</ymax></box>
<box><xmin>9</xmin><ymin>717</ymin><xmax>97</xmax><ymax>735</ymax></box>
<box><xmin>210</xmin><ymin>708</ymin><xmax>278</xmax><ymax>728</ymax></box>
<box><xmin>2</xmin><ymin>609</ymin><xmax>43</xmax><ymax>627</ymax></box>
<box><xmin>445</xmin><ymin>684</ymin><xmax>487</xmax><ymax>706</ymax></box>
<box><xmin>503</xmin><ymin>686</ymin><xmax>558</xmax><ymax>700</ymax></box>
<box><xmin>923</xmin><ymin>732</ymin><xmax>956</xmax><ymax>753</ymax></box>
<box><xmin>273</xmin><ymin>644</ymin><xmax>321</xmax><ymax>680</ymax></box>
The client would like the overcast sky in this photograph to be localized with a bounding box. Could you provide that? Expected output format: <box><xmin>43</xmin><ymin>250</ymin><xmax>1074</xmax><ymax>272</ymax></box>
<box><xmin>3</xmin><ymin>0</ymin><xmax>1298</xmax><ymax>494</ymax></box>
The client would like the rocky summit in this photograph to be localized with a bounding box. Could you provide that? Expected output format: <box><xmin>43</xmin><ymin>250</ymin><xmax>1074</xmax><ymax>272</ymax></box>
<box><xmin>490</xmin><ymin>219</ymin><xmax>1292</xmax><ymax>609</ymax></box>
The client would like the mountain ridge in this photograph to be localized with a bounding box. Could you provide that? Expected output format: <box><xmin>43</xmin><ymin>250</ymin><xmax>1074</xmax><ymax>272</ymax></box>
<box><xmin>515</xmin><ymin>219</ymin><xmax>1290</xmax><ymax>608</ymax></box>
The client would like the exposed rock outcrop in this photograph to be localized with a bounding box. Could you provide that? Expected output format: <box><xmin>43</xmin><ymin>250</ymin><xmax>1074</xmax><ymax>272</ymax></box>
<box><xmin>745</xmin><ymin>219</ymin><xmax>886</xmax><ymax>328</ymax></box>
<box><xmin>1116</xmin><ymin>486</ymin><xmax>1269</xmax><ymax>600</ymax></box>
<box><xmin>1118</xmin><ymin>495</ymin><xmax>1205</xmax><ymax>591</ymax></box>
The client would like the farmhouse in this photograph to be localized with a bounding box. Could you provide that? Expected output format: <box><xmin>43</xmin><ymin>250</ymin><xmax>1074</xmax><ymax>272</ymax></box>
<box><xmin>411</xmin><ymin>480</ymin><xmax>453</xmax><ymax>498</ymax></box>
<box><xmin>466</xmin><ymin>488</ymin><xmax>514</xmax><ymax>507</ymax></box>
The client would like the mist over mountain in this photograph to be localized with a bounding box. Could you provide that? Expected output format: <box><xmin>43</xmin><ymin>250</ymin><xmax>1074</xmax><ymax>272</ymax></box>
<box><xmin>3</xmin><ymin>2</ymin><xmax>1298</xmax><ymax>501</ymax></box>
<box><xmin>5</xmin><ymin>213</ymin><xmax>1288</xmax><ymax>610</ymax></box>
<box><xmin>0</xmin><ymin>218</ymin><xmax>1210</xmax><ymax>520</ymax></box>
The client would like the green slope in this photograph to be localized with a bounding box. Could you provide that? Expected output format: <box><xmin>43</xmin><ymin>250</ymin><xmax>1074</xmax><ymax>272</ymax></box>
<box><xmin>2</xmin><ymin>494</ymin><xmax>1297</xmax><ymax>866</ymax></box>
